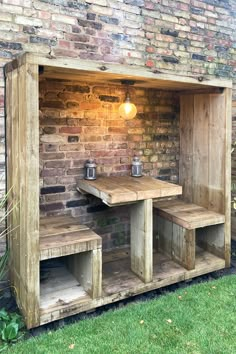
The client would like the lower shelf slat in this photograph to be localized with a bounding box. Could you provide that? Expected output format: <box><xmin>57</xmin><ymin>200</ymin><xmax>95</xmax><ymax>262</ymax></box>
<box><xmin>39</xmin><ymin>246</ymin><xmax>225</xmax><ymax>325</ymax></box>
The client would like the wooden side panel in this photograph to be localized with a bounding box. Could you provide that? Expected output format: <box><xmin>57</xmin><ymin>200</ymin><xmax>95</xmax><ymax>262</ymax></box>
<box><xmin>155</xmin><ymin>216</ymin><xmax>172</xmax><ymax>257</ymax></box>
<box><xmin>197</xmin><ymin>225</ymin><xmax>225</xmax><ymax>259</ymax></box>
<box><xmin>192</xmin><ymin>95</ymin><xmax>209</xmax><ymax>208</ymax></box>
<box><xmin>67</xmin><ymin>249</ymin><xmax>102</xmax><ymax>299</ymax></box>
<box><xmin>6</xmin><ymin>69</ymin><xmax>21</xmax><ymax>292</ymax></box>
<box><xmin>208</xmin><ymin>95</ymin><xmax>225</xmax><ymax>213</ymax></box>
<box><xmin>156</xmin><ymin>216</ymin><xmax>195</xmax><ymax>270</ymax></box>
<box><xmin>224</xmin><ymin>88</ymin><xmax>232</xmax><ymax>266</ymax></box>
<box><xmin>20</xmin><ymin>63</ymin><xmax>40</xmax><ymax>328</ymax></box>
<box><xmin>179</xmin><ymin>95</ymin><xmax>194</xmax><ymax>202</ymax></box>
<box><xmin>6</xmin><ymin>63</ymin><xmax>40</xmax><ymax>328</ymax></box>
<box><xmin>172</xmin><ymin>225</ymin><xmax>195</xmax><ymax>270</ymax></box>
<box><xmin>180</xmin><ymin>90</ymin><xmax>231</xmax><ymax>266</ymax></box>
<box><xmin>130</xmin><ymin>199</ymin><xmax>153</xmax><ymax>283</ymax></box>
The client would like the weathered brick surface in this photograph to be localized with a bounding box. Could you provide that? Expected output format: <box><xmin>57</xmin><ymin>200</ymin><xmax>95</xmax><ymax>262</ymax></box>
<box><xmin>0</xmin><ymin>0</ymin><xmax>236</xmax><ymax>253</ymax></box>
<box><xmin>39</xmin><ymin>80</ymin><xmax>179</xmax><ymax>248</ymax></box>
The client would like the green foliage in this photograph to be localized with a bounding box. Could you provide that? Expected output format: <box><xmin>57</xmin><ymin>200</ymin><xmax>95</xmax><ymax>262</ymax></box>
<box><xmin>0</xmin><ymin>250</ymin><xmax>8</xmax><ymax>283</ymax></box>
<box><xmin>4</xmin><ymin>275</ymin><xmax>236</xmax><ymax>354</ymax></box>
<box><xmin>0</xmin><ymin>186</ymin><xmax>23</xmax><ymax>351</ymax></box>
<box><xmin>0</xmin><ymin>309</ymin><xmax>24</xmax><ymax>351</ymax></box>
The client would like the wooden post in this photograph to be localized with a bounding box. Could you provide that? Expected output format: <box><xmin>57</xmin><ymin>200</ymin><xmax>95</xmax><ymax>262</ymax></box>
<box><xmin>6</xmin><ymin>62</ymin><xmax>40</xmax><ymax>328</ymax></box>
<box><xmin>130</xmin><ymin>199</ymin><xmax>153</xmax><ymax>283</ymax></box>
<box><xmin>224</xmin><ymin>88</ymin><xmax>232</xmax><ymax>267</ymax></box>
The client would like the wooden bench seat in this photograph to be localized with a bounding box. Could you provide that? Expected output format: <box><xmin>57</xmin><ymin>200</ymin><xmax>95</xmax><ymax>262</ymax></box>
<box><xmin>40</xmin><ymin>215</ymin><xmax>102</xmax><ymax>299</ymax></box>
<box><xmin>154</xmin><ymin>200</ymin><xmax>225</xmax><ymax>230</ymax></box>
<box><xmin>153</xmin><ymin>200</ymin><xmax>225</xmax><ymax>271</ymax></box>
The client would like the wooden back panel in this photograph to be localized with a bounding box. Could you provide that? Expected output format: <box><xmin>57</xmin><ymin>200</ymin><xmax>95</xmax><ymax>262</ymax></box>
<box><xmin>180</xmin><ymin>93</ymin><xmax>226</xmax><ymax>213</ymax></box>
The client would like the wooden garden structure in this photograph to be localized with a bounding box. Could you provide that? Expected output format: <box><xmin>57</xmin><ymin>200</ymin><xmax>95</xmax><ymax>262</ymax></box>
<box><xmin>5</xmin><ymin>53</ymin><xmax>232</xmax><ymax>329</ymax></box>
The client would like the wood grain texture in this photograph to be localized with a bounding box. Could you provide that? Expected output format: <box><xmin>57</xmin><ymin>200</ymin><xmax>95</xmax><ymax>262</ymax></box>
<box><xmin>155</xmin><ymin>215</ymin><xmax>195</xmax><ymax>270</ymax></box>
<box><xmin>5</xmin><ymin>52</ymin><xmax>232</xmax><ymax>89</ymax></box>
<box><xmin>67</xmin><ymin>249</ymin><xmax>102</xmax><ymax>299</ymax></box>
<box><xmin>154</xmin><ymin>199</ymin><xmax>225</xmax><ymax>230</ymax></box>
<box><xmin>180</xmin><ymin>90</ymin><xmax>231</xmax><ymax>267</ymax></box>
<box><xmin>179</xmin><ymin>95</ymin><xmax>194</xmax><ymax>203</ymax></box>
<box><xmin>19</xmin><ymin>63</ymin><xmax>40</xmax><ymax>328</ymax></box>
<box><xmin>77</xmin><ymin>176</ymin><xmax>182</xmax><ymax>205</ymax></box>
<box><xmin>6</xmin><ymin>63</ymin><xmax>40</xmax><ymax>329</ymax></box>
<box><xmin>40</xmin><ymin>216</ymin><xmax>101</xmax><ymax>260</ymax></box>
<box><xmin>130</xmin><ymin>199</ymin><xmax>153</xmax><ymax>283</ymax></box>
<box><xmin>224</xmin><ymin>88</ymin><xmax>232</xmax><ymax>266</ymax></box>
<box><xmin>39</xmin><ymin>246</ymin><xmax>225</xmax><ymax>326</ymax></box>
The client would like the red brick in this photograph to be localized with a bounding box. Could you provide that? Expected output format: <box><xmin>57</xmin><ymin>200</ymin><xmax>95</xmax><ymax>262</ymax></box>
<box><xmin>59</xmin><ymin>127</ymin><xmax>82</xmax><ymax>134</ymax></box>
<box><xmin>145</xmin><ymin>60</ymin><xmax>155</xmax><ymax>67</ymax></box>
<box><xmin>108</xmin><ymin>127</ymin><xmax>127</xmax><ymax>134</ymax></box>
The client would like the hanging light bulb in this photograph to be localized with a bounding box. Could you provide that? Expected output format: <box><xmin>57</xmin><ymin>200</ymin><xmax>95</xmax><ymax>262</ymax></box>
<box><xmin>118</xmin><ymin>80</ymin><xmax>137</xmax><ymax>119</ymax></box>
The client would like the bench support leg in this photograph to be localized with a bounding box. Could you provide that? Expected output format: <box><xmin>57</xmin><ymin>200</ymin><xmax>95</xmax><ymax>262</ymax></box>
<box><xmin>130</xmin><ymin>199</ymin><xmax>153</xmax><ymax>283</ymax></box>
<box><xmin>172</xmin><ymin>225</ymin><xmax>195</xmax><ymax>270</ymax></box>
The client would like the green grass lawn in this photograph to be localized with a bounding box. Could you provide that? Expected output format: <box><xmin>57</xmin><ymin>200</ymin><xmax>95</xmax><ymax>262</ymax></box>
<box><xmin>6</xmin><ymin>275</ymin><xmax>236</xmax><ymax>354</ymax></box>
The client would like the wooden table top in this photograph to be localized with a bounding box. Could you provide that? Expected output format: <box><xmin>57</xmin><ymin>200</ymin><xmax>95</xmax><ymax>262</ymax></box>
<box><xmin>77</xmin><ymin>176</ymin><xmax>182</xmax><ymax>205</ymax></box>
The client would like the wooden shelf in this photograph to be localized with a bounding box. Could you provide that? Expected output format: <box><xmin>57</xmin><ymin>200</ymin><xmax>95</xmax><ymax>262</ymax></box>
<box><xmin>39</xmin><ymin>246</ymin><xmax>225</xmax><ymax>326</ymax></box>
<box><xmin>102</xmin><ymin>246</ymin><xmax>225</xmax><ymax>296</ymax></box>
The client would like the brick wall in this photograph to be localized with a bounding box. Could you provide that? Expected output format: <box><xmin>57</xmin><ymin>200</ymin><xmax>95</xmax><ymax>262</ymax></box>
<box><xmin>39</xmin><ymin>79</ymin><xmax>179</xmax><ymax>248</ymax></box>
<box><xmin>0</xmin><ymin>0</ymin><xmax>236</xmax><ymax>253</ymax></box>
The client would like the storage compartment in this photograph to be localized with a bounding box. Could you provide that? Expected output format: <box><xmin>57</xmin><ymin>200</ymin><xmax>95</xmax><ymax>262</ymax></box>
<box><xmin>40</xmin><ymin>256</ymin><xmax>90</xmax><ymax>311</ymax></box>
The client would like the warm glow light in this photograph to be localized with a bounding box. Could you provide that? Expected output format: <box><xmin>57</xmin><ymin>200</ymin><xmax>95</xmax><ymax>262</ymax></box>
<box><xmin>119</xmin><ymin>98</ymin><xmax>137</xmax><ymax>119</ymax></box>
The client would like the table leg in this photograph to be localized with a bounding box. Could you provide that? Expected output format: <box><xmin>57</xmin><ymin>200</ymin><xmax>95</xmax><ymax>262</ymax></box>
<box><xmin>130</xmin><ymin>199</ymin><xmax>153</xmax><ymax>283</ymax></box>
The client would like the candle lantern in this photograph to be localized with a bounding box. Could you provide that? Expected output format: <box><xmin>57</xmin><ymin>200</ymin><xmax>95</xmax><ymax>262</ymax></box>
<box><xmin>131</xmin><ymin>156</ymin><xmax>142</xmax><ymax>177</ymax></box>
<box><xmin>84</xmin><ymin>159</ymin><xmax>97</xmax><ymax>180</ymax></box>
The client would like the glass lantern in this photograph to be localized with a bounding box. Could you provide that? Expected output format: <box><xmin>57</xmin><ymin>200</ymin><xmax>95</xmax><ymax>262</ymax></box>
<box><xmin>84</xmin><ymin>159</ymin><xmax>97</xmax><ymax>180</ymax></box>
<box><xmin>131</xmin><ymin>156</ymin><xmax>142</xmax><ymax>177</ymax></box>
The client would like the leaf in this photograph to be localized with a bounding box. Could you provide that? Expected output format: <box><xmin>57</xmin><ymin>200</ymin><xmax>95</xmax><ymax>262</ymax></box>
<box><xmin>140</xmin><ymin>320</ymin><xmax>144</xmax><ymax>325</ymax></box>
<box><xmin>166</xmin><ymin>319</ymin><xmax>172</xmax><ymax>324</ymax></box>
<box><xmin>69</xmin><ymin>344</ymin><xmax>75</xmax><ymax>349</ymax></box>
<box><xmin>10</xmin><ymin>313</ymin><xmax>24</xmax><ymax>329</ymax></box>
<box><xmin>1</xmin><ymin>322</ymin><xmax>19</xmax><ymax>342</ymax></box>
<box><xmin>178</xmin><ymin>295</ymin><xmax>182</xmax><ymax>300</ymax></box>
<box><xmin>0</xmin><ymin>343</ymin><xmax>8</xmax><ymax>352</ymax></box>
<box><xmin>0</xmin><ymin>309</ymin><xmax>9</xmax><ymax>322</ymax></box>
<box><xmin>0</xmin><ymin>320</ymin><xmax>6</xmax><ymax>332</ymax></box>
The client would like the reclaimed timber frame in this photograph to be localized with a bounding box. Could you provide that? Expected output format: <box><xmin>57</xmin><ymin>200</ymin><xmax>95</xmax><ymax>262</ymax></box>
<box><xmin>5</xmin><ymin>52</ymin><xmax>232</xmax><ymax>329</ymax></box>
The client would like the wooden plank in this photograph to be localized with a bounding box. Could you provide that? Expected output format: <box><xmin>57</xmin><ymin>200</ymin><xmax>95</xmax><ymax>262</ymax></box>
<box><xmin>179</xmin><ymin>95</ymin><xmax>194</xmax><ymax>202</ymax></box>
<box><xmin>40</xmin><ymin>230</ymin><xmax>101</xmax><ymax>260</ymax></box>
<box><xmin>208</xmin><ymin>94</ymin><xmax>225</xmax><ymax>213</ymax></box>
<box><xmin>22</xmin><ymin>52</ymin><xmax>232</xmax><ymax>89</ymax></box>
<box><xmin>193</xmin><ymin>95</ymin><xmax>209</xmax><ymax>208</ymax></box>
<box><xmin>18</xmin><ymin>63</ymin><xmax>40</xmax><ymax>329</ymax></box>
<box><xmin>130</xmin><ymin>199</ymin><xmax>153</xmax><ymax>283</ymax></box>
<box><xmin>155</xmin><ymin>215</ymin><xmax>173</xmax><ymax>257</ymax></box>
<box><xmin>77</xmin><ymin>176</ymin><xmax>182</xmax><ymax>205</ymax></box>
<box><xmin>172</xmin><ymin>225</ymin><xmax>195</xmax><ymax>270</ymax></box>
<box><xmin>155</xmin><ymin>215</ymin><xmax>195</xmax><ymax>270</ymax></box>
<box><xmin>224</xmin><ymin>88</ymin><xmax>232</xmax><ymax>266</ymax></box>
<box><xmin>154</xmin><ymin>200</ymin><xmax>225</xmax><ymax>229</ymax></box>
<box><xmin>6</xmin><ymin>69</ymin><xmax>20</xmax><ymax>289</ymax></box>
